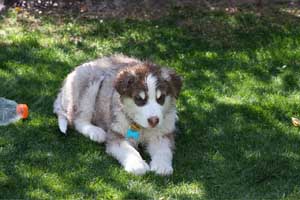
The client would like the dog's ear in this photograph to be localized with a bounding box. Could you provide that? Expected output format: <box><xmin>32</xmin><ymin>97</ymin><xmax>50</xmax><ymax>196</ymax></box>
<box><xmin>161</xmin><ymin>67</ymin><xmax>182</xmax><ymax>98</ymax></box>
<box><xmin>114</xmin><ymin>70</ymin><xmax>136</xmax><ymax>96</ymax></box>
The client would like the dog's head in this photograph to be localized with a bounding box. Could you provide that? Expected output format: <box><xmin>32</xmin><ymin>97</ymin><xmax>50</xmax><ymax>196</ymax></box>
<box><xmin>114</xmin><ymin>62</ymin><xmax>182</xmax><ymax>129</ymax></box>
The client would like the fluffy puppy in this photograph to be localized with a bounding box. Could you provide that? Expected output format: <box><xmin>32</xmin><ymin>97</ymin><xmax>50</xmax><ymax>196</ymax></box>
<box><xmin>54</xmin><ymin>54</ymin><xmax>182</xmax><ymax>175</ymax></box>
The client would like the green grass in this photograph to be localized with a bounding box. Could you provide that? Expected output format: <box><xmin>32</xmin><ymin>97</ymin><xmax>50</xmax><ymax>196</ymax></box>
<box><xmin>1</xmin><ymin>7</ymin><xmax>300</xmax><ymax>199</ymax></box>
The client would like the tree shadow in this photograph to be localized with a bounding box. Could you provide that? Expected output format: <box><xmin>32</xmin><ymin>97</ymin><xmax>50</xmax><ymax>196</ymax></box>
<box><xmin>170</xmin><ymin>93</ymin><xmax>300</xmax><ymax>199</ymax></box>
<box><xmin>100</xmin><ymin>7</ymin><xmax>300</xmax><ymax>199</ymax></box>
<box><xmin>0</xmin><ymin>117</ymin><xmax>153</xmax><ymax>199</ymax></box>
<box><xmin>0</xmin><ymin>29</ymin><xmax>154</xmax><ymax>199</ymax></box>
<box><xmin>1</xmin><ymin>5</ymin><xmax>300</xmax><ymax>199</ymax></box>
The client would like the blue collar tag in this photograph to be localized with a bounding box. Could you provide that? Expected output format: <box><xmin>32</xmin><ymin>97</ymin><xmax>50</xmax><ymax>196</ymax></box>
<box><xmin>126</xmin><ymin>129</ymin><xmax>140</xmax><ymax>141</ymax></box>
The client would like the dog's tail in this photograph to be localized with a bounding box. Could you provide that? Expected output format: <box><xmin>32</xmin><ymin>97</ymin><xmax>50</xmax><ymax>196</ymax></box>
<box><xmin>53</xmin><ymin>93</ymin><xmax>68</xmax><ymax>134</ymax></box>
<box><xmin>58</xmin><ymin>115</ymin><xmax>68</xmax><ymax>134</ymax></box>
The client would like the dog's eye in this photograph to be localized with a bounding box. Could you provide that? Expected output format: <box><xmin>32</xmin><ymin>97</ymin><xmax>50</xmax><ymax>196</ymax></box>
<box><xmin>134</xmin><ymin>95</ymin><xmax>147</xmax><ymax>106</ymax></box>
<box><xmin>157</xmin><ymin>94</ymin><xmax>166</xmax><ymax>105</ymax></box>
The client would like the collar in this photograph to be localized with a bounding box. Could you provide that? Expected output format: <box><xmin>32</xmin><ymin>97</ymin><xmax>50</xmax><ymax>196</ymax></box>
<box><xmin>123</xmin><ymin>111</ymin><xmax>143</xmax><ymax>141</ymax></box>
<box><xmin>130</xmin><ymin>122</ymin><xmax>142</xmax><ymax>131</ymax></box>
<box><xmin>126</xmin><ymin>122</ymin><xmax>142</xmax><ymax>141</ymax></box>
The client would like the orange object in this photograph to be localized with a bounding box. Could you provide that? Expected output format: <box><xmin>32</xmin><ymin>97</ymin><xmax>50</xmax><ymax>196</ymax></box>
<box><xmin>16</xmin><ymin>104</ymin><xmax>29</xmax><ymax>119</ymax></box>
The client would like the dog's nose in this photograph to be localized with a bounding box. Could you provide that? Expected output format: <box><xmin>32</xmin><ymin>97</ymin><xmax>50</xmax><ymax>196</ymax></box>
<box><xmin>148</xmin><ymin>117</ymin><xmax>159</xmax><ymax>128</ymax></box>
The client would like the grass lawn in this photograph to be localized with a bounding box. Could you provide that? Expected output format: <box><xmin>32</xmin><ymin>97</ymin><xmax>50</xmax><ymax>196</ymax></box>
<box><xmin>1</xmin><ymin>6</ymin><xmax>300</xmax><ymax>199</ymax></box>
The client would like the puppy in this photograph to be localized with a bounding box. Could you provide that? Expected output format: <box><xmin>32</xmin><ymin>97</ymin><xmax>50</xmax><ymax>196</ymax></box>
<box><xmin>54</xmin><ymin>54</ymin><xmax>182</xmax><ymax>175</ymax></box>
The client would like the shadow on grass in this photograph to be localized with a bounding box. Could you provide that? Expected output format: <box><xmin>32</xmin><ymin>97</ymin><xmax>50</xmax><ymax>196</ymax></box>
<box><xmin>0</xmin><ymin>120</ymin><xmax>153</xmax><ymax>199</ymax></box>
<box><xmin>0</xmin><ymin>29</ymin><xmax>155</xmax><ymax>199</ymax></box>
<box><xmin>106</xmin><ymin>8</ymin><xmax>300</xmax><ymax>199</ymax></box>
<box><xmin>173</xmin><ymin>94</ymin><xmax>300</xmax><ymax>199</ymax></box>
<box><xmin>1</xmin><ymin>6</ymin><xmax>300</xmax><ymax>199</ymax></box>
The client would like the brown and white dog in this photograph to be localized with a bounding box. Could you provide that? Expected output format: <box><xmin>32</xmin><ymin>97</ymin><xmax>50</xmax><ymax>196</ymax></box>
<box><xmin>53</xmin><ymin>54</ymin><xmax>182</xmax><ymax>175</ymax></box>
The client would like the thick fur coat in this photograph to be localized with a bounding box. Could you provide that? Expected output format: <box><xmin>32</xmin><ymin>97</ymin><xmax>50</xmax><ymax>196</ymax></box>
<box><xmin>54</xmin><ymin>54</ymin><xmax>182</xmax><ymax>175</ymax></box>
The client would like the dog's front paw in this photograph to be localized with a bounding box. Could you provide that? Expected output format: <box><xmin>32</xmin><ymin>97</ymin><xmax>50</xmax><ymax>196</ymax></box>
<box><xmin>87</xmin><ymin>126</ymin><xmax>106</xmax><ymax>143</ymax></box>
<box><xmin>124</xmin><ymin>157</ymin><xmax>149</xmax><ymax>175</ymax></box>
<box><xmin>150</xmin><ymin>160</ymin><xmax>173</xmax><ymax>176</ymax></box>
